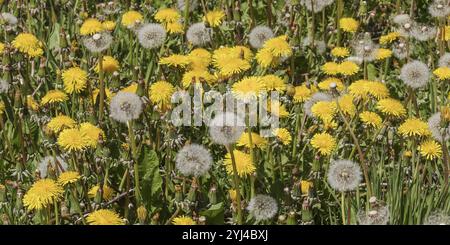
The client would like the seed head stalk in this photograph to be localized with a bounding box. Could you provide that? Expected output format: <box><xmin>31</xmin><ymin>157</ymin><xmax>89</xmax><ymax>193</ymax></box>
<box><xmin>98</xmin><ymin>52</ymin><xmax>105</xmax><ymax>123</ymax></box>
<box><xmin>226</xmin><ymin>144</ymin><xmax>243</xmax><ymax>225</ymax></box>
<box><xmin>128</xmin><ymin>120</ymin><xmax>141</xmax><ymax>205</ymax></box>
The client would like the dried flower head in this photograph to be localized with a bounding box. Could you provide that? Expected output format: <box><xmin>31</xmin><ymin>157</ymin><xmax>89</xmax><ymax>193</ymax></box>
<box><xmin>327</xmin><ymin>160</ymin><xmax>362</xmax><ymax>192</ymax></box>
<box><xmin>208</xmin><ymin>112</ymin><xmax>245</xmax><ymax>146</ymax></box>
<box><xmin>109</xmin><ymin>92</ymin><xmax>143</xmax><ymax>123</ymax></box>
<box><xmin>82</xmin><ymin>32</ymin><xmax>113</xmax><ymax>53</ymax></box>
<box><xmin>248</xmin><ymin>25</ymin><xmax>275</xmax><ymax>49</ymax></box>
<box><xmin>175</xmin><ymin>144</ymin><xmax>213</xmax><ymax>177</ymax></box>
<box><xmin>400</xmin><ymin>60</ymin><xmax>430</xmax><ymax>89</ymax></box>
<box><xmin>186</xmin><ymin>22</ymin><xmax>212</xmax><ymax>46</ymax></box>
<box><xmin>247</xmin><ymin>194</ymin><xmax>278</xmax><ymax>221</ymax></box>
<box><xmin>137</xmin><ymin>23</ymin><xmax>167</xmax><ymax>49</ymax></box>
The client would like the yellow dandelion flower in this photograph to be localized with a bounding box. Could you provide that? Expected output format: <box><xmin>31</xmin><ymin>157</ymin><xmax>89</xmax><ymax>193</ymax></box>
<box><xmin>310</xmin><ymin>132</ymin><xmax>336</xmax><ymax>156</ymax></box>
<box><xmin>80</xmin><ymin>122</ymin><xmax>105</xmax><ymax>148</ymax></box>
<box><xmin>418</xmin><ymin>140</ymin><xmax>442</xmax><ymax>160</ymax></box>
<box><xmin>95</xmin><ymin>56</ymin><xmax>120</xmax><ymax>73</ymax></box>
<box><xmin>376</xmin><ymin>98</ymin><xmax>406</xmax><ymax>117</ymax></box>
<box><xmin>57</xmin><ymin>128</ymin><xmax>88</xmax><ymax>151</ymax></box>
<box><xmin>268</xmin><ymin>100</ymin><xmax>289</xmax><ymax>118</ymax></box>
<box><xmin>41</xmin><ymin>90</ymin><xmax>68</xmax><ymax>105</ymax></box>
<box><xmin>375</xmin><ymin>48</ymin><xmax>393</xmax><ymax>60</ymax></box>
<box><xmin>318</xmin><ymin>77</ymin><xmax>344</xmax><ymax>91</ymax></box>
<box><xmin>311</xmin><ymin>101</ymin><xmax>337</xmax><ymax>121</ymax></box>
<box><xmin>232</xmin><ymin>76</ymin><xmax>266</xmax><ymax>102</ymax></box>
<box><xmin>229</xmin><ymin>189</ymin><xmax>238</xmax><ymax>202</ymax></box>
<box><xmin>102</xmin><ymin>20</ymin><xmax>116</xmax><ymax>31</ymax></box>
<box><xmin>237</xmin><ymin>131</ymin><xmax>268</xmax><ymax>148</ymax></box>
<box><xmin>12</xmin><ymin>33</ymin><xmax>43</xmax><ymax>58</ymax></box>
<box><xmin>359</xmin><ymin>111</ymin><xmax>382</xmax><ymax>128</ymax></box>
<box><xmin>262</xmin><ymin>35</ymin><xmax>292</xmax><ymax>57</ymax></box>
<box><xmin>224</xmin><ymin>150</ymin><xmax>256</xmax><ymax>177</ymax></box>
<box><xmin>182</xmin><ymin>69</ymin><xmax>216</xmax><ymax>88</ymax></box>
<box><xmin>88</xmin><ymin>185</ymin><xmax>115</xmax><ymax>201</ymax></box>
<box><xmin>331</xmin><ymin>47</ymin><xmax>350</xmax><ymax>58</ymax></box>
<box><xmin>339</xmin><ymin>18</ymin><xmax>359</xmax><ymax>33</ymax></box>
<box><xmin>57</xmin><ymin>171</ymin><xmax>81</xmax><ymax>186</ymax></box>
<box><xmin>216</xmin><ymin>57</ymin><xmax>251</xmax><ymax>76</ymax></box>
<box><xmin>27</xmin><ymin>95</ymin><xmax>39</xmax><ymax>111</ymax></box>
<box><xmin>62</xmin><ymin>67</ymin><xmax>88</xmax><ymax>94</ymax></box>
<box><xmin>172</xmin><ymin>216</ymin><xmax>196</xmax><ymax>225</ymax></box>
<box><xmin>445</xmin><ymin>26</ymin><xmax>450</xmax><ymax>41</ymax></box>
<box><xmin>80</xmin><ymin>18</ymin><xmax>103</xmax><ymax>35</ymax></box>
<box><xmin>338</xmin><ymin>61</ymin><xmax>359</xmax><ymax>76</ymax></box>
<box><xmin>293</xmin><ymin>85</ymin><xmax>312</xmax><ymax>103</ymax></box>
<box><xmin>338</xmin><ymin>94</ymin><xmax>356</xmax><ymax>116</ymax></box>
<box><xmin>87</xmin><ymin>209</ymin><xmax>124</xmax><ymax>225</ymax></box>
<box><xmin>188</xmin><ymin>48</ymin><xmax>211</xmax><ymax>70</ymax></box>
<box><xmin>380</xmin><ymin>32</ymin><xmax>400</xmax><ymax>45</ymax></box>
<box><xmin>154</xmin><ymin>8</ymin><xmax>181</xmax><ymax>23</ymax></box>
<box><xmin>273</xmin><ymin>128</ymin><xmax>292</xmax><ymax>145</ymax></box>
<box><xmin>256</xmin><ymin>48</ymin><xmax>277</xmax><ymax>68</ymax></box>
<box><xmin>348</xmin><ymin>80</ymin><xmax>370</xmax><ymax>99</ymax></box>
<box><xmin>0</xmin><ymin>42</ymin><xmax>4</xmax><ymax>54</ymax></box>
<box><xmin>322</xmin><ymin>62</ymin><xmax>340</xmax><ymax>75</ymax></box>
<box><xmin>366</xmin><ymin>81</ymin><xmax>390</xmax><ymax>100</ymax></box>
<box><xmin>398</xmin><ymin>118</ymin><xmax>431</xmax><ymax>137</ymax></box>
<box><xmin>433</xmin><ymin>67</ymin><xmax>450</xmax><ymax>80</ymax></box>
<box><xmin>301</xmin><ymin>180</ymin><xmax>313</xmax><ymax>194</ymax></box>
<box><xmin>165</xmin><ymin>21</ymin><xmax>184</xmax><ymax>34</ymax></box>
<box><xmin>121</xmin><ymin>10</ymin><xmax>143</xmax><ymax>28</ymax></box>
<box><xmin>261</xmin><ymin>75</ymin><xmax>286</xmax><ymax>92</ymax></box>
<box><xmin>204</xmin><ymin>10</ymin><xmax>225</xmax><ymax>27</ymax></box>
<box><xmin>159</xmin><ymin>54</ymin><xmax>190</xmax><ymax>68</ymax></box>
<box><xmin>121</xmin><ymin>83</ymin><xmax>138</xmax><ymax>94</ymax></box>
<box><xmin>23</xmin><ymin>179</ymin><xmax>63</xmax><ymax>211</ymax></box>
<box><xmin>149</xmin><ymin>80</ymin><xmax>175</xmax><ymax>105</ymax></box>
<box><xmin>47</xmin><ymin>115</ymin><xmax>76</xmax><ymax>133</ymax></box>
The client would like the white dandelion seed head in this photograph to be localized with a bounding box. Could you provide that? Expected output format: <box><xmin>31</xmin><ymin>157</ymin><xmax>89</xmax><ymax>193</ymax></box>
<box><xmin>302</xmin><ymin>37</ymin><xmax>326</xmax><ymax>55</ymax></box>
<box><xmin>208</xmin><ymin>112</ymin><xmax>245</xmax><ymax>146</ymax></box>
<box><xmin>352</xmin><ymin>33</ymin><xmax>377</xmax><ymax>62</ymax></box>
<box><xmin>428</xmin><ymin>112</ymin><xmax>450</xmax><ymax>142</ymax></box>
<box><xmin>82</xmin><ymin>32</ymin><xmax>113</xmax><ymax>53</ymax></box>
<box><xmin>186</xmin><ymin>22</ymin><xmax>212</xmax><ymax>46</ymax></box>
<box><xmin>0</xmin><ymin>12</ymin><xmax>18</xmax><ymax>26</ymax></box>
<box><xmin>438</xmin><ymin>53</ymin><xmax>450</xmax><ymax>67</ymax></box>
<box><xmin>175</xmin><ymin>144</ymin><xmax>213</xmax><ymax>177</ymax></box>
<box><xmin>393</xmin><ymin>14</ymin><xmax>411</xmax><ymax>26</ymax></box>
<box><xmin>327</xmin><ymin>159</ymin><xmax>362</xmax><ymax>192</ymax></box>
<box><xmin>177</xmin><ymin>0</ymin><xmax>199</xmax><ymax>12</ymax></box>
<box><xmin>0</xmin><ymin>79</ymin><xmax>10</xmax><ymax>94</ymax></box>
<box><xmin>137</xmin><ymin>23</ymin><xmax>166</xmax><ymax>49</ymax></box>
<box><xmin>247</xmin><ymin>194</ymin><xmax>278</xmax><ymax>221</ymax></box>
<box><xmin>300</xmin><ymin>0</ymin><xmax>335</xmax><ymax>13</ymax></box>
<box><xmin>304</xmin><ymin>92</ymin><xmax>332</xmax><ymax>117</ymax></box>
<box><xmin>38</xmin><ymin>155</ymin><xmax>68</xmax><ymax>178</ymax></box>
<box><xmin>411</xmin><ymin>24</ymin><xmax>437</xmax><ymax>41</ymax></box>
<box><xmin>346</xmin><ymin>56</ymin><xmax>364</xmax><ymax>65</ymax></box>
<box><xmin>428</xmin><ymin>0</ymin><xmax>450</xmax><ymax>18</ymax></box>
<box><xmin>109</xmin><ymin>92</ymin><xmax>143</xmax><ymax>123</ymax></box>
<box><xmin>399</xmin><ymin>60</ymin><xmax>430</xmax><ymax>89</ymax></box>
<box><xmin>358</xmin><ymin>205</ymin><xmax>390</xmax><ymax>225</ymax></box>
<box><xmin>248</xmin><ymin>25</ymin><xmax>274</xmax><ymax>49</ymax></box>
<box><xmin>424</xmin><ymin>211</ymin><xmax>450</xmax><ymax>225</ymax></box>
<box><xmin>393</xmin><ymin>41</ymin><xmax>408</xmax><ymax>60</ymax></box>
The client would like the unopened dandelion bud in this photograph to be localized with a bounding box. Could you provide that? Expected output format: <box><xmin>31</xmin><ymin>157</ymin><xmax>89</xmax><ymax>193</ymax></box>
<box><xmin>15</xmin><ymin>190</ymin><xmax>23</xmax><ymax>210</ymax></box>
<box><xmin>208</xmin><ymin>186</ymin><xmax>217</xmax><ymax>205</ymax></box>
<box><xmin>187</xmin><ymin>178</ymin><xmax>198</xmax><ymax>203</ymax></box>
<box><xmin>369</xmin><ymin>196</ymin><xmax>377</xmax><ymax>204</ymax></box>
<box><xmin>440</xmin><ymin>106</ymin><xmax>450</xmax><ymax>123</ymax></box>
<box><xmin>137</xmin><ymin>205</ymin><xmax>148</xmax><ymax>224</ymax></box>
<box><xmin>0</xmin><ymin>184</ymin><xmax>5</xmax><ymax>202</ymax></box>
<box><xmin>175</xmin><ymin>184</ymin><xmax>183</xmax><ymax>202</ymax></box>
<box><xmin>198</xmin><ymin>216</ymin><xmax>206</xmax><ymax>225</ymax></box>
<box><xmin>151</xmin><ymin>212</ymin><xmax>160</xmax><ymax>225</ymax></box>
<box><xmin>278</xmin><ymin>214</ymin><xmax>286</xmax><ymax>223</ymax></box>
<box><xmin>291</xmin><ymin>181</ymin><xmax>301</xmax><ymax>199</ymax></box>
<box><xmin>286</xmin><ymin>211</ymin><xmax>296</xmax><ymax>225</ymax></box>
<box><xmin>301</xmin><ymin>200</ymin><xmax>313</xmax><ymax>222</ymax></box>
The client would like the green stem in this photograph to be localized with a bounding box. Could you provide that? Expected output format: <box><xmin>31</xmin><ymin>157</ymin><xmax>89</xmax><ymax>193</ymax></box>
<box><xmin>226</xmin><ymin>145</ymin><xmax>243</xmax><ymax>225</ymax></box>
<box><xmin>98</xmin><ymin>53</ymin><xmax>105</xmax><ymax>122</ymax></box>
<box><xmin>128</xmin><ymin>121</ymin><xmax>141</xmax><ymax>205</ymax></box>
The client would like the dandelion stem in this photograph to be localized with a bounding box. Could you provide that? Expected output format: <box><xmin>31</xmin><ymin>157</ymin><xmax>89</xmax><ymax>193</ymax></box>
<box><xmin>226</xmin><ymin>144</ymin><xmax>243</xmax><ymax>225</ymax></box>
<box><xmin>341</xmin><ymin>192</ymin><xmax>346</xmax><ymax>224</ymax></box>
<box><xmin>127</xmin><ymin>120</ymin><xmax>141</xmax><ymax>205</ymax></box>
<box><xmin>98</xmin><ymin>52</ymin><xmax>105</xmax><ymax>123</ymax></box>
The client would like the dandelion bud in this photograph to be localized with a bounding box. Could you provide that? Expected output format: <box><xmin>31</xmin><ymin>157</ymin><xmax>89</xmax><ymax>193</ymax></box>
<box><xmin>208</xmin><ymin>186</ymin><xmax>217</xmax><ymax>205</ymax></box>
<box><xmin>287</xmin><ymin>211</ymin><xmax>297</xmax><ymax>225</ymax></box>
<box><xmin>278</xmin><ymin>214</ymin><xmax>286</xmax><ymax>223</ymax></box>
<box><xmin>403</xmin><ymin>23</ymin><xmax>411</xmax><ymax>30</ymax></box>
<box><xmin>198</xmin><ymin>216</ymin><xmax>206</xmax><ymax>225</ymax></box>
<box><xmin>151</xmin><ymin>212</ymin><xmax>160</xmax><ymax>225</ymax></box>
<box><xmin>187</xmin><ymin>178</ymin><xmax>198</xmax><ymax>203</ymax></box>
<box><xmin>137</xmin><ymin>205</ymin><xmax>148</xmax><ymax>224</ymax></box>
<box><xmin>0</xmin><ymin>184</ymin><xmax>5</xmax><ymax>202</ymax></box>
<box><xmin>369</xmin><ymin>196</ymin><xmax>377</xmax><ymax>204</ymax></box>
<box><xmin>301</xmin><ymin>199</ymin><xmax>313</xmax><ymax>223</ymax></box>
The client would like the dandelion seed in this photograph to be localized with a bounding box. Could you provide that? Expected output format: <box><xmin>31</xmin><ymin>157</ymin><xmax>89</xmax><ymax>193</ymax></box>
<box><xmin>247</xmin><ymin>195</ymin><xmax>278</xmax><ymax>221</ymax></box>
<box><xmin>137</xmin><ymin>23</ymin><xmax>166</xmax><ymax>49</ymax></box>
<box><xmin>358</xmin><ymin>205</ymin><xmax>390</xmax><ymax>225</ymax></box>
<box><xmin>0</xmin><ymin>12</ymin><xmax>18</xmax><ymax>27</ymax></box>
<box><xmin>411</xmin><ymin>24</ymin><xmax>437</xmax><ymax>41</ymax></box>
<box><xmin>186</xmin><ymin>22</ymin><xmax>212</xmax><ymax>46</ymax></box>
<box><xmin>438</xmin><ymin>53</ymin><xmax>450</xmax><ymax>67</ymax></box>
<box><xmin>428</xmin><ymin>0</ymin><xmax>450</xmax><ymax>18</ymax></box>
<box><xmin>400</xmin><ymin>60</ymin><xmax>430</xmax><ymax>89</ymax></box>
<box><xmin>109</xmin><ymin>92</ymin><xmax>143</xmax><ymax>123</ymax></box>
<box><xmin>424</xmin><ymin>211</ymin><xmax>450</xmax><ymax>225</ymax></box>
<box><xmin>302</xmin><ymin>37</ymin><xmax>326</xmax><ymax>54</ymax></box>
<box><xmin>175</xmin><ymin>144</ymin><xmax>213</xmax><ymax>177</ymax></box>
<box><xmin>248</xmin><ymin>25</ymin><xmax>275</xmax><ymax>49</ymax></box>
<box><xmin>300</xmin><ymin>0</ymin><xmax>335</xmax><ymax>13</ymax></box>
<box><xmin>177</xmin><ymin>0</ymin><xmax>199</xmax><ymax>12</ymax></box>
<box><xmin>82</xmin><ymin>32</ymin><xmax>112</xmax><ymax>53</ymax></box>
<box><xmin>327</xmin><ymin>160</ymin><xmax>362</xmax><ymax>192</ymax></box>
<box><xmin>209</xmin><ymin>112</ymin><xmax>245</xmax><ymax>146</ymax></box>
